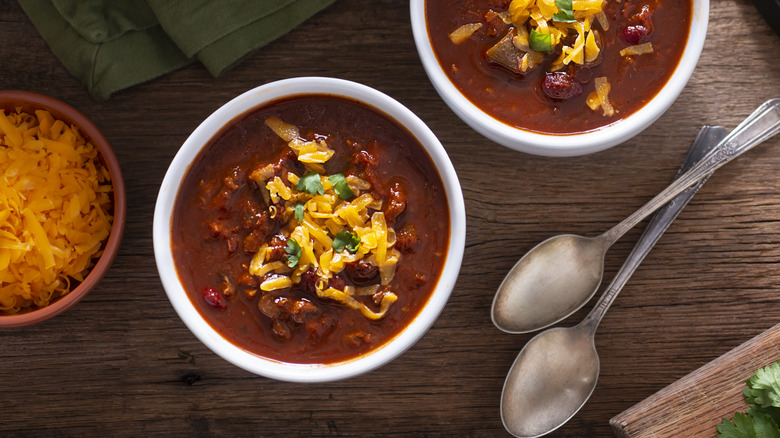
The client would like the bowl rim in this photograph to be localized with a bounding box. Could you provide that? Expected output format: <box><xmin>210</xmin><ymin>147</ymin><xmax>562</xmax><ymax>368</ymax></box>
<box><xmin>0</xmin><ymin>90</ymin><xmax>126</xmax><ymax>327</ymax></box>
<box><xmin>410</xmin><ymin>0</ymin><xmax>710</xmax><ymax>157</ymax></box>
<box><xmin>153</xmin><ymin>76</ymin><xmax>466</xmax><ymax>382</ymax></box>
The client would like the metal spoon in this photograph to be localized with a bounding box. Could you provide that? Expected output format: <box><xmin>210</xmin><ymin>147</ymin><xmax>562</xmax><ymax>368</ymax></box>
<box><xmin>500</xmin><ymin>125</ymin><xmax>728</xmax><ymax>438</ymax></box>
<box><xmin>492</xmin><ymin>98</ymin><xmax>780</xmax><ymax>334</ymax></box>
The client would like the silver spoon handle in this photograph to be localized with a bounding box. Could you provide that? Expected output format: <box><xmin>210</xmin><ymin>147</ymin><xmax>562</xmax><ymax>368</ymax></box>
<box><xmin>582</xmin><ymin>125</ymin><xmax>729</xmax><ymax>331</ymax></box>
<box><xmin>602</xmin><ymin>98</ymin><xmax>780</xmax><ymax>245</ymax></box>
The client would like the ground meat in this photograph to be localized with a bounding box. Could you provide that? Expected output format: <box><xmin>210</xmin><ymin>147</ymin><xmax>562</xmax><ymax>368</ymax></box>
<box><xmin>242</xmin><ymin>210</ymin><xmax>275</xmax><ymax>254</ymax></box>
<box><xmin>241</xmin><ymin>198</ymin><xmax>266</xmax><ymax>229</ymax></box>
<box><xmin>259</xmin><ymin>291</ymin><xmax>323</xmax><ymax>340</ymax></box>
<box><xmin>272</xmin><ymin>320</ymin><xmax>292</xmax><ymax>340</ymax></box>
<box><xmin>237</xmin><ymin>271</ymin><xmax>257</xmax><ymax>287</ymax></box>
<box><xmin>413</xmin><ymin>272</ymin><xmax>427</xmax><ymax>288</ymax></box>
<box><xmin>304</xmin><ymin>309</ymin><xmax>338</xmax><ymax>339</ymax></box>
<box><xmin>226</xmin><ymin>235</ymin><xmax>239</xmax><ymax>254</ymax></box>
<box><xmin>344</xmin><ymin>330</ymin><xmax>373</xmax><ymax>348</ymax></box>
<box><xmin>350</xmin><ymin>148</ymin><xmax>384</xmax><ymax>199</ymax></box>
<box><xmin>204</xmin><ymin>219</ymin><xmax>237</xmax><ymax>241</ymax></box>
<box><xmin>259</xmin><ymin>293</ymin><xmax>290</xmax><ymax>319</ymax></box>
<box><xmin>265</xmin><ymin>234</ymin><xmax>288</xmax><ymax>262</ymax></box>
<box><xmin>290</xmin><ymin>299</ymin><xmax>319</xmax><ymax>323</ymax></box>
<box><xmin>384</xmin><ymin>182</ymin><xmax>407</xmax><ymax>224</ymax></box>
<box><xmin>395</xmin><ymin>223</ymin><xmax>419</xmax><ymax>253</ymax></box>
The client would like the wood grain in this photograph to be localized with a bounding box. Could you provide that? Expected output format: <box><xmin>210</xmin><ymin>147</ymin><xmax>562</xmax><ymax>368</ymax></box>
<box><xmin>0</xmin><ymin>0</ymin><xmax>779</xmax><ymax>436</ymax></box>
<box><xmin>610</xmin><ymin>323</ymin><xmax>780</xmax><ymax>437</ymax></box>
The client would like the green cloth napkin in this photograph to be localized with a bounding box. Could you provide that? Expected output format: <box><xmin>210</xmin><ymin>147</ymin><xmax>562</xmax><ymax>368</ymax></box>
<box><xmin>18</xmin><ymin>0</ymin><xmax>336</xmax><ymax>101</ymax></box>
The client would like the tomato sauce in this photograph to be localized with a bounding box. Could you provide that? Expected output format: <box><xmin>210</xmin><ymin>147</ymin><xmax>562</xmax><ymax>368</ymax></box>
<box><xmin>171</xmin><ymin>96</ymin><xmax>449</xmax><ymax>364</ymax></box>
<box><xmin>426</xmin><ymin>0</ymin><xmax>692</xmax><ymax>134</ymax></box>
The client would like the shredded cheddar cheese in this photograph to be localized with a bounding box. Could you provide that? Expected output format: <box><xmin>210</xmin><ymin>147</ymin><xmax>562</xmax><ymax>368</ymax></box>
<box><xmin>249</xmin><ymin>118</ymin><xmax>400</xmax><ymax>320</ymax></box>
<box><xmin>504</xmin><ymin>0</ymin><xmax>605</xmax><ymax>73</ymax></box>
<box><xmin>620</xmin><ymin>41</ymin><xmax>654</xmax><ymax>57</ymax></box>
<box><xmin>449</xmin><ymin>23</ymin><xmax>483</xmax><ymax>44</ymax></box>
<box><xmin>586</xmin><ymin>76</ymin><xmax>615</xmax><ymax>116</ymax></box>
<box><xmin>0</xmin><ymin>108</ymin><xmax>113</xmax><ymax>314</ymax></box>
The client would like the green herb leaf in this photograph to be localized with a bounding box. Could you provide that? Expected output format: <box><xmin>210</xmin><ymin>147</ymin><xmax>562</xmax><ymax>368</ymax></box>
<box><xmin>748</xmin><ymin>405</ymin><xmax>780</xmax><ymax>428</ymax></box>
<box><xmin>295</xmin><ymin>172</ymin><xmax>324</xmax><ymax>196</ymax></box>
<box><xmin>529</xmin><ymin>30</ymin><xmax>552</xmax><ymax>52</ymax></box>
<box><xmin>717</xmin><ymin>411</ymin><xmax>780</xmax><ymax>438</ymax></box>
<box><xmin>332</xmin><ymin>230</ymin><xmax>361</xmax><ymax>254</ymax></box>
<box><xmin>752</xmin><ymin>412</ymin><xmax>780</xmax><ymax>438</ymax></box>
<box><xmin>746</xmin><ymin>361</ymin><xmax>780</xmax><ymax>408</ymax></box>
<box><xmin>285</xmin><ymin>239</ymin><xmax>302</xmax><ymax>268</ymax></box>
<box><xmin>328</xmin><ymin>173</ymin><xmax>354</xmax><ymax>200</ymax></box>
<box><xmin>716</xmin><ymin>360</ymin><xmax>780</xmax><ymax>437</ymax></box>
<box><xmin>717</xmin><ymin>412</ymin><xmax>760</xmax><ymax>438</ymax></box>
<box><xmin>553</xmin><ymin>0</ymin><xmax>576</xmax><ymax>22</ymax></box>
<box><xmin>294</xmin><ymin>202</ymin><xmax>305</xmax><ymax>222</ymax></box>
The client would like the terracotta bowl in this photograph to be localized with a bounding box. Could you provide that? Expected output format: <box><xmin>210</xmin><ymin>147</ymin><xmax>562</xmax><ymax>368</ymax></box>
<box><xmin>0</xmin><ymin>91</ymin><xmax>126</xmax><ymax>327</ymax></box>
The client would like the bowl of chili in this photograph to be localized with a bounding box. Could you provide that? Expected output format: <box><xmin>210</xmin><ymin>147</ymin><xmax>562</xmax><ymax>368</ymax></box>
<box><xmin>0</xmin><ymin>91</ymin><xmax>126</xmax><ymax>327</ymax></box>
<box><xmin>411</xmin><ymin>0</ymin><xmax>708</xmax><ymax>157</ymax></box>
<box><xmin>154</xmin><ymin>77</ymin><xmax>466</xmax><ymax>382</ymax></box>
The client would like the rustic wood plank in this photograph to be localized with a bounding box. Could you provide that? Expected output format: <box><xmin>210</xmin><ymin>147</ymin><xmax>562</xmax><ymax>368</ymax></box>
<box><xmin>610</xmin><ymin>324</ymin><xmax>780</xmax><ymax>437</ymax></box>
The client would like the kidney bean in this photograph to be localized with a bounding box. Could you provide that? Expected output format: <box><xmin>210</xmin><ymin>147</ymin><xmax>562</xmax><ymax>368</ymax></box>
<box><xmin>345</xmin><ymin>260</ymin><xmax>379</xmax><ymax>285</ymax></box>
<box><xmin>623</xmin><ymin>25</ymin><xmax>649</xmax><ymax>45</ymax></box>
<box><xmin>202</xmin><ymin>287</ymin><xmax>227</xmax><ymax>310</ymax></box>
<box><xmin>298</xmin><ymin>268</ymin><xmax>319</xmax><ymax>295</ymax></box>
<box><xmin>328</xmin><ymin>275</ymin><xmax>346</xmax><ymax>291</ymax></box>
<box><xmin>541</xmin><ymin>72</ymin><xmax>583</xmax><ymax>100</ymax></box>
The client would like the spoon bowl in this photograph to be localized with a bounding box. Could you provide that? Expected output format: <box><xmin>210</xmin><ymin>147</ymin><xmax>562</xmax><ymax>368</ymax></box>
<box><xmin>492</xmin><ymin>235</ymin><xmax>608</xmax><ymax>333</ymax></box>
<box><xmin>501</xmin><ymin>325</ymin><xmax>598</xmax><ymax>437</ymax></box>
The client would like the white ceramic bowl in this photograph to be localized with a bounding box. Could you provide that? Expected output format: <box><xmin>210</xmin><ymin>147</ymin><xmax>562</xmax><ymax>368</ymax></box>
<box><xmin>410</xmin><ymin>0</ymin><xmax>709</xmax><ymax>157</ymax></box>
<box><xmin>153</xmin><ymin>77</ymin><xmax>466</xmax><ymax>382</ymax></box>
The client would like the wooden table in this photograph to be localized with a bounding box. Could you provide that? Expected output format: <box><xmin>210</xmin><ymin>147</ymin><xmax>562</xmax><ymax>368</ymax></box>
<box><xmin>2</xmin><ymin>1</ymin><xmax>779</xmax><ymax>436</ymax></box>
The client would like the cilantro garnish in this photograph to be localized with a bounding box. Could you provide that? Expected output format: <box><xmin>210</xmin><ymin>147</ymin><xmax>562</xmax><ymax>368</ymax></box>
<box><xmin>328</xmin><ymin>173</ymin><xmax>354</xmax><ymax>200</ymax></box>
<box><xmin>529</xmin><ymin>30</ymin><xmax>552</xmax><ymax>52</ymax></box>
<box><xmin>332</xmin><ymin>230</ymin><xmax>361</xmax><ymax>254</ymax></box>
<box><xmin>552</xmin><ymin>0</ymin><xmax>576</xmax><ymax>23</ymax></box>
<box><xmin>294</xmin><ymin>202</ymin><xmax>305</xmax><ymax>222</ymax></box>
<box><xmin>285</xmin><ymin>239</ymin><xmax>302</xmax><ymax>268</ymax></box>
<box><xmin>717</xmin><ymin>360</ymin><xmax>780</xmax><ymax>437</ymax></box>
<box><xmin>295</xmin><ymin>172</ymin><xmax>324</xmax><ymax>196</ymax></box>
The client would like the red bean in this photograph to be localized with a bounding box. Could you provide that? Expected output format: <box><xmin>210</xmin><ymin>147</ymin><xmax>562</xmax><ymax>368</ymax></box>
<box><xmin>345</xmin><ymin>260</ymin><xmax>379</xmax><ymax>285</ymax></box>
<box><xmin>541</xmin><ymin>72</ymin><xmax>583</xmax><ymax>100</ymax></box>
<box><xmin>202</xmin><ymin>287</ymin><xmax>227</xmax><ymax>310</ymax></box>
<box><xmin>622</xmin><ymin>25</ymin><xmax>649</xmax><ymax>45</ymax></box>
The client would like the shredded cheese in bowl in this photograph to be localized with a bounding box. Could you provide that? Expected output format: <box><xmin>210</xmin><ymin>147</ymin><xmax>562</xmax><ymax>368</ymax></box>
<box><xmin>249</xmin><ymin>117</ymin><xmax>401</xmax><ymax>321</ymax></box>
<box><xmin>0</xmin><ymin>107</ymin><xmax>114</xmax><ymax>314</ymax></box>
